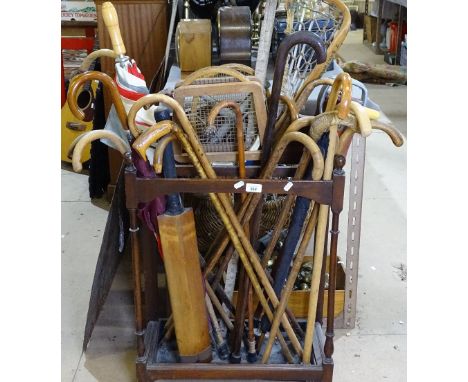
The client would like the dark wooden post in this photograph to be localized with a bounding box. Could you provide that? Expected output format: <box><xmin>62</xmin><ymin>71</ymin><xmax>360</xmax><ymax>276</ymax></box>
<box><xmin>124</xmin><ymin>158</ymin><xmax>146</xmax><ymax>359</ymax></box>
<box><xmin>323</xmin><ymin>155</ymin><xmax>346</xmax><ymax>382</ymax></box>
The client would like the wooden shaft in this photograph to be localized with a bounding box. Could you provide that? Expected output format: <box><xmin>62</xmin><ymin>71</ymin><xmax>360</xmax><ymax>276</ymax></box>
<box><xmin>162</xmin><ymin>317</ymin><xmax>174</xmax><ymax>342</ymax></box>
<box><xmin>206</xmin><ymin>282</ymin><xmax>234</xmax><ymax>331</ymax></box>
<box><xmin>230</xmin><ymin>265</ymin><xmax>248</xmax><ymax>360</ymax></box>
<box><xmin>207</xmin><ymin>100</ymin><xmax>246</xmax><ymax>175</ymax></box>
<box><xmin>209</xmin><ymin>244</ymin><xmax>235</xmax><ymax>291</ymax></box>
<box><xmin>67</xmin><ymin>71</ymin><xmax>127</xmax><ymax>130</ymax></box>
<box><xmin>303</xmin><ymin>72</ymin><xmax>352</xmax><ymax>364</ymax></box>
<box><xmin>129</xmin><ymin>208</ymin><xmax>145</xmax><ymax>357</ymax></box>
<box><xmin>315</xmin><ymin>215</ymin><xmax>330</xmax><ymax>325</ymax></box>
<box><xmin>262</xmin><ymin>203</ymin><xmax>319</xmax><ymax>362</ymax></box>
<box><xmin>324</xmin><ymin>210</ymin><xmax>339</xmax><ymax>361</ymax></box>
<box><xmin>205</xmin><ymin>293</ymin><xmax>225</xmax><ymax>349</ymax></box>
<box><xmin>102</xmin><ymin>1</ymin><xmax>126</xmax><ymax>56</ymax></box>
<box><xmin>260</xmin><ymin>150</ymin><xmax>311</xmax><ymax>268</ymax></box>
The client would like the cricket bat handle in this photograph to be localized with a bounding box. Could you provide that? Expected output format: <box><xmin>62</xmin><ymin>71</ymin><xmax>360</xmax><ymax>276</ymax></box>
<box><xmin>102</xmin><ymin>2</ymin><xmax>126</xmax><ymax>56</ymax></box>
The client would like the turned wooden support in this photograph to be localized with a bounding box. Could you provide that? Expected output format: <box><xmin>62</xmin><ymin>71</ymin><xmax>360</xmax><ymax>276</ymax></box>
<box><xmin>125</xmin><ymin>163</ymin><xmax>146</xmax><ymax>358</ymax></box>
<box><xmin>323</xmin><ymin>155</ymin><xmax>346</xmax><ymax>380</ymax></box>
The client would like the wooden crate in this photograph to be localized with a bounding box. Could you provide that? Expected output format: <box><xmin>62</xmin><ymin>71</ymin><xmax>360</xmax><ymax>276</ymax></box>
<box><xmin>364</xmin><ymin>15</ymin><xmax>377</xmax><ymax>43</ymax></box>
<box><xmin>232</xmin><ymin>256</ymin><xmax>345</xmax><ymax>319</ymax></box>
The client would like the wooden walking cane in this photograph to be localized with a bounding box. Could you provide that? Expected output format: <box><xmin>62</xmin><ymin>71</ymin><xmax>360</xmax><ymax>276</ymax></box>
<box><xmin>248</xmin><ymin>33</ymin><xmax>327</xmax><ymax>293</ymax></box>
<box><xmin>263</xmin><ymin>77</ymin><xmax>354</xmax><ymax>363</ymax></box>
<box><xmin>207</xmin><ymin>100</ymin><xmax>257</xmax><ymax>363</ymax></box>
<box><xmin>67</xmin><ymin>71</ymin><xmax>129</xmax><ymax>133</ymax></box>
<box><xmin>301</xmin><ymin>72</ymin><xmax>354</xmax><ymax>364</ymax></box>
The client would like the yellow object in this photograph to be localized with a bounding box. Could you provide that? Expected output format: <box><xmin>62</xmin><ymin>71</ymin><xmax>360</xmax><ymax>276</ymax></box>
<box><xmin>176</xmin><ymin>19</ymin><xmax>211</xmax><ymax>72</ymax></box>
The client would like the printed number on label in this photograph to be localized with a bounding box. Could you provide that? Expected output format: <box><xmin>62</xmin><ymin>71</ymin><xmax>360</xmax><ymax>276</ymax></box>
<box><xmin>245</xmin><ymin>183</ymin><xmax>263</xmax><ymax>193</ymax></box>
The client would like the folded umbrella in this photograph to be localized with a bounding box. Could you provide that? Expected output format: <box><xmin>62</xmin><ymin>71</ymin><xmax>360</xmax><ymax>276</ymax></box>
<box><xmin>100</xmin><ymin>1</ymin><xmax>158</xmax><ymax>146</ymax></box>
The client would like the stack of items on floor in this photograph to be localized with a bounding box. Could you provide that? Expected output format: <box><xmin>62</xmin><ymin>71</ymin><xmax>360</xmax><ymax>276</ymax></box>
<box><xmin>64</xmin><ymin>1</ymin><xmax>404</xmax><ymax>381</ymax></box>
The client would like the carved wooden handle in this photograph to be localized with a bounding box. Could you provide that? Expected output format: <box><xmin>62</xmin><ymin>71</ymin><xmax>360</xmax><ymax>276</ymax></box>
<box><xmin>79</xmin><ymin>49</ymin><xmax>118</xmax><ymax>72</ymax></box>
<box><xmin>153</xmin><ymin>133</ymin><xmax>177</xmax><ymax>174</ymax></box>
<box><xmin>70</xmin><ymin>130</ymin><xmax>130</xmax><ymax>172</ymax></box>
<box><xmin>67</xmin><ymin>71</ymin><xmax>128</xmax><ymax>131</ymax></box>
<box><xmin>176</xmin><ymin>66</ymin><xmax>249</xmax><ymax>88</ymax></box>
<box><xmin>102</xmin><ymin>2</ymin><xmax>126</xmax><ymax>56</ymax></box>
<box><xmin>349</xmin><ymin>101</ymin><xmax>372</xmax><ymax>138</ymax></box>
<box><xmin>131</xmin><ymin>121</ymin><xmax>175</xmax><ymax>163</ymax></box>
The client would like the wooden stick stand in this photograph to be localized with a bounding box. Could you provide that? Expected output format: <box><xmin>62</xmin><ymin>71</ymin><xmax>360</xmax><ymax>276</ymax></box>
<box><xmin>123</xmin><ymin>157</ymin><xmax>346</xmax><ymax>382</ymax></box>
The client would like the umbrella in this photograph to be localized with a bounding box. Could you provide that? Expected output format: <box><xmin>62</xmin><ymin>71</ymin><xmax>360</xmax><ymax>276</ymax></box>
<box><xmin>100</xmin><ymin>1</ymin><xmax>167</xmax><ymax>231</ymax></box>
<box><xmin>100</xmin><ymin>2</ymin><xmax>158</xmax><ymax>145</ymax></box>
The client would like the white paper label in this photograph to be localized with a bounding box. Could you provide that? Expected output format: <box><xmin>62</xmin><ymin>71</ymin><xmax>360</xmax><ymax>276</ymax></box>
<box><xmin>245</xmin><ymin>183</ymin><xmax>262</xmax><ymax>193</ymax></box>
<box><xmin>284</xmin><ymin>181</ymin><xmax>293</xmax><ymax>191</ymax></box>
<box><xmin>234</xmin><ymin>181</ymin><xmax>245</xmax><ymax>189</ymax></box>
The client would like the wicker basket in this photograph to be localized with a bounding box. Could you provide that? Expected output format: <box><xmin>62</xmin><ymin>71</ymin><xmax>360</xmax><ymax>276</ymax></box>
<box><xmin>192</xmin><ymin>194</ymin><xmax>291</xmax><ymax>253</ymax></box>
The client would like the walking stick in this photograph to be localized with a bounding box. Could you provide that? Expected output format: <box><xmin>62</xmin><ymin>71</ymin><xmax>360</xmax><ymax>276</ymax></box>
<box><xmin>67</xmin><ymin>71</ymin><xmax>129</xmax><ymax>134</ymax></box>
<box><xmin>207</xmin><ymin>100</ymin><xmax>257</xmax><ymax>363</ymax></box>
<box><xmin>301</xmin><ymin>73</ymin><xmax>354</xmax><ymax>364</ymax></box>
<box><xmin>69</xmin><ymin>130</ymin><xmax>130</xmax><ymax>173</ymax></box>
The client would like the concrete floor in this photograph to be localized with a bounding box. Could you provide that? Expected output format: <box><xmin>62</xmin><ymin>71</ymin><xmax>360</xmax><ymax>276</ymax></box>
<box><xmin>62</xmin><ymin>30</ymin><xmax>406</xmax><ymax>381</ymax></box>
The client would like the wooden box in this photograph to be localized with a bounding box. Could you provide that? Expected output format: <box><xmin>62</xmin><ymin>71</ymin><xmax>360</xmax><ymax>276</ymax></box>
<box><xmin>364</xmin><ymin>15</ymin><xmax>377</xmax><ymax>43</ymax></box>
<box><xmin>176</xmin><ymin>19</ymin><xmax>212</xmax><ymax>73</ymax></box>
<box><xmin>233</xmin><ymin>256</ymin><xmax>345</xmax><ymax>320</ymax></box>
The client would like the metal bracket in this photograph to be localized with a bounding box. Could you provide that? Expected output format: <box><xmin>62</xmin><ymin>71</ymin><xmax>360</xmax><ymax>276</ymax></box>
<box><xmin>343</xmin><ymin>134</ymin><xmax>366</xmax><ymax>329</ymax></box>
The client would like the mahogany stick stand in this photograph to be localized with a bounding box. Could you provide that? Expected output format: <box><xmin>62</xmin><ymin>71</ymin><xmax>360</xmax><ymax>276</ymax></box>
<box><xmin>124</xmin><ymin>157</ymin><xmax>346</xmax><ymax>382</ymax></box>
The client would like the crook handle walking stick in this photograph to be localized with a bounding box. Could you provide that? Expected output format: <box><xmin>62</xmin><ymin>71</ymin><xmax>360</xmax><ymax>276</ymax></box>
<box><xmin>67</xmin><ymin>71</ymin><xmax>129</xmax><ymax>133</ymax></box>
<box><xmin>263</xmin><ymin>31</ymin><xmax>327</xmax><ymax>160</ymax></box>
<box><xmin>79</xmin><ymin>49</ymin><xmax>118</xmax><ymax>72</ymax></box>
<box><xmin>69</xmin><ymin>130</ymin><xmax>131</xmax><ymax>172</ymax></box>
<box><xmin>207</xmin><ymin>100</ymin><xmax>254</xmax><ymax>363</ymax></box>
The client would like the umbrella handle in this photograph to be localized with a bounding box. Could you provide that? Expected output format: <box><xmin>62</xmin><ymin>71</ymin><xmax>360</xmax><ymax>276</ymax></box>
<box><xmin>67</xmin><ymin>71</ymin><xmax>128</xmax><ymax>131</ymax></box>
<box><xmin>175</xmin><ymin>66</ymin><xmax>249</xmax><ymax>88</ymax></box>
<box><xmin>79</xmin><ymin>49</ymin><xmax>118</xmax><ymax>72</ymax></box>
<box><xmin>102</xmin><ymin>2</ymin><xmax>126</xmax><ymax>56</ymax></box>
<box><xmin>70</xmin><ymin>130</ymin><xmax>131</xmax><ymax>173</ymax></box>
